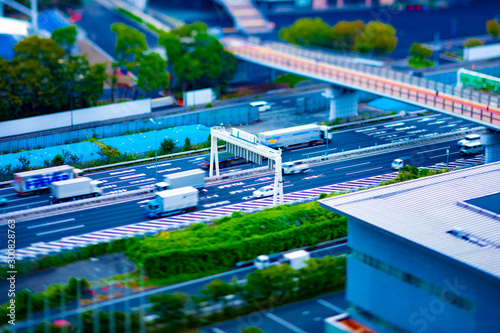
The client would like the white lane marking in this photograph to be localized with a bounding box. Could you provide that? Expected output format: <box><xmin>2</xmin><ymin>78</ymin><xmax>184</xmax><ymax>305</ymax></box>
<box><xmin>27</xmin><ymin>218</ymin><xmax>76</xmax><ymax>229</ymax></box>
<box><xmin>265</xmin><ymin>313</ymin><xmax>308</xmax><ymax>333</ymax></box>
<box><xmin>317</xmin><ymin>299</ymin><xmax>346</xmax><ymax>314</ymax></box>
<box><xmin>109</xmin><ymin>169</ymin><xmax>136</xmax><ymax>175</ymax></box>
<box><xmin>334</xmin><ymin>162</ymin><xmax>370</xmax><ymax>170</ymax></box>
<box><xmin>36</xmin><ymin>225</ymin><xmax>85</xmax><ymax>236</ymax></box>
<box><xmin>430</xmin><ymin>152</ymin><xmax>460</xmax><ymax>159</ymax></box>
<box><xmin>5</xmin><ymin>200</ymin><xmax>48</xmax><ymax>209</ymax></box>
<box><xmin>119</xmin><ymin>173</ymin><xmax>146</xmax><ymax>180</ymax></box>
<box><xmin>345</xmin><ymin>166</ymin><xmax>383</xmax><ymax>176</ymax></box>
<box><xmin>417</xmin><ymin>146</ymin><xmax>450</xmax><ymax>154</ymax></box>
<box><xmin>5</xmin><ymin>195</ymin><xmax>40</xmax><ymax>202</ymax></box>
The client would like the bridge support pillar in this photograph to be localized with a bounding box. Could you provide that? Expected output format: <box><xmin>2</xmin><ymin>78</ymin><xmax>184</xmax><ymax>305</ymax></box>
<box><xmin>481</xmin><ymin>131</ymin><xmax>500</xmax><ymax>163</ymax></box>
<box><xmin>337</xmin><ymin>0</ymin><xmax>344</xmax><ymax>8</ymax></box>
<box><xmin>323</xmin><ymin>86</ymin><xmax>358</xmax><ymax>122</ymax></box>
<box><xmin>365</xmin><ymin>0</ymin><xmax>372</xmax><ymax>7</ymax></box>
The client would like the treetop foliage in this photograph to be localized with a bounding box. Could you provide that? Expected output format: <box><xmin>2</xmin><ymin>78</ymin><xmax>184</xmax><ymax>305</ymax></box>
<box><xmin>280</xmin><ymin>17</ymin><xmax>397</xmax><ymax>55</ymax></box>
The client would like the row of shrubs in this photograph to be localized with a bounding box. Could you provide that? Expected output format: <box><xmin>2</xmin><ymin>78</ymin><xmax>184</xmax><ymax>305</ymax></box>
<box><xmin>148</xmin><ymin>256</ymin><xmax>346</xmax><ymax>332</ymax></box>
<box><xmin>126</xmin><ymin>202</ymin><xmax>347</xmax><ymax>278</ymax></box>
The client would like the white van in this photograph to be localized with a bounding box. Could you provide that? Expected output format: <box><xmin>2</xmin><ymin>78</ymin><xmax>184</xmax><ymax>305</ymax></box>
<box><xmin>391</xmin><ymin>156</ymin><xmax>411</xmax><ymax>170</ymax></box>
<box><xmin>457</xmin><ymin>134</ymin><xmax>481</xmax><ymax>147</ymax></box>
<box><xmin>250</xmin><ymin>101</ymin><xmax>271</xmax><ymax>112</ymax></box>
<box><xmin>460</xmin><ymin>142</ymin><xmax>483</xmax><ymax>155</ymax></box>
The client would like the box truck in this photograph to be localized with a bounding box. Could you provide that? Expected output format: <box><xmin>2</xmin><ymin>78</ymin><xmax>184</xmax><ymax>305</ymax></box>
<box><xmin>199</xmin><ymin>152</ymin><xmax>247</xmax><ymax>170</ymax></box>
<box><xmin>50</xmin><ymin>177</ymin><xmax>103</xmax><ymax>202</ymax></box>
<box><xmin>258</xmin><ymin>124</ymin><xmax>333</xmax><ymax>149</ymax></box>
<box><xmin>145</xmin><ymin>186</ymin><xmax>198</xmax><ymax>218</ymax></box>
<box><xmin>13</xmin><ymin>165</ymin><xmax>83</xmax><ymax>196</ymax></box>
<box><xmin>254</xmin><ymin>250</ymin><xmax>310</xmax><ymax>270</ymax></box>
<box><xmin>154</xmin><ymin>169</ymin><xmax>206</xmax><ymax>192</ymax></box>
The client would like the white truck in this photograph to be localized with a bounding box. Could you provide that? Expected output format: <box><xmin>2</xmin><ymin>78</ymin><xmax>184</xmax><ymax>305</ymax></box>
<box><xmin>254</xmin><ymin>250</ymin><xmax>311</xmax><ymax>270</ymax></box>
<box><xmin>50</xmin><ymin>177</ymin><xmax>103</xmax><ymax>202</ymax></box>
<box><xmin>258</xmin><ymin>124</ymin><xmax>333</xmax><ymax>150</ymax></box>
<box><xmin>145</xmin><ymin>186</ymin><xmax>199</xmax><ymax>218</ymax></box>
<box><xmin>13</xmin><ymin>165</ymin><xmax>83</xmax><ymax>196</ymax></box>
<box><xmin>154</xmin><ymin>169</ymin><xmax>206</xmax><ymax>192</ymax></box>
<box><xmin>282</xmin><ymin>161</ymin><xmax>309</xmax><ymax>175</ymax></box>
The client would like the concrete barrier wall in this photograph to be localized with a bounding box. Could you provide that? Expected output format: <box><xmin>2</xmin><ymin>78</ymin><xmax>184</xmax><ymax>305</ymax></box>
<box><xmin>0</xmin><ymin>104</ymin><xmax>259</xmax><ymax>153</ymax></box>
<box><xmin>0</xmin><ymin>99</ymin><xmax>151</xmax><ymax>138</ymax></box>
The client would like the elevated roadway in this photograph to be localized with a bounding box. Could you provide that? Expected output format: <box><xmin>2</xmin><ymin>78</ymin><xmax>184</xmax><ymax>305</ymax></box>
<box><xmin>222</xmin><ymin>37</ymin><xmax>500</xmax><ymax>132</ymax></box>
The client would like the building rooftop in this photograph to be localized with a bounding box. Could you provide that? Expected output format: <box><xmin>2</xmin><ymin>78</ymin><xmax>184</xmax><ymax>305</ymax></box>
<box><xmin>319</xmin><ymin>162</ymin><xmax>500</xmax><ymax>280</ymax></box>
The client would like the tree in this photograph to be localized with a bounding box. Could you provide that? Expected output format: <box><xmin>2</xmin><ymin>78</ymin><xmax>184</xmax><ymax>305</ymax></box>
<box><xmin>160</xmin><ymin>138</ymin><xmax>175</xmax><ymax>154</ymax></box>
<box><xmin>409</xmin><ymin>43</ymin><xmax>432</xmax><ymax>59</ymax></box>
<box><xmin>159</xmin><ymin>22</ymin><xmax>237</xmax><ymax>92</ymax></box>
<box><xmin>200</xmin><ymin>279</ymin><xmax>235</xmax><ymax>304</ymax></box>
<box><xmin>279</xmin><ymin>18</ymin><xmax>331</xmax><ymax>47</ymax></box>
<box><xmin>486</xmin><ymin>19</ymin><xmax>500</xmax><ymax>38</ymax></box>
<box><xmin>244</xmin><ymin>264</ymin><xmax>298</xmax><ymax>304</ymax></box>
<box><xmin>137</xmin><ymin>52</ymin><xmax>169</xmax><ymax>94</ymax></box>
<box><xmin>52</xmin><ymin>26</ymin><xmax>78</xmax><ymax>55</ymax></box>
<box><xmin>184</xmin><ymin>137</ymin><xmax>192</xmax><ymax>151</ymax></box>
<box><xmin>150</xmin><ymin>292</ymin><xmax>189</xmax><ymax>332</ymax></box>
<box><xmin>330</xmin><ymin>20</ymin><xmax>365</xmax><ymax>51</ymax></box>
<box><xmin>463</xmin><ymin>38</ymin><xmax>484</xmax><ymax>48</ymax></box>
<box><xmin>110</xmin><ymin>23</ymin><xmax>148</xmax><ymax>101</ymax></box>
<box><xmin>354</xmin><ymin>21</ymin><xmax>397</xmax><ymax>54</ymax></box>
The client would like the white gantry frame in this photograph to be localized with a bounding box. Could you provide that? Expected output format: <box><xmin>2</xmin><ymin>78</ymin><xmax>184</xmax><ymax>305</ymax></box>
<box><xmin>209</xmin><ymin>126</ymin><xmax>284</xmax><ymax>205</ymax></box>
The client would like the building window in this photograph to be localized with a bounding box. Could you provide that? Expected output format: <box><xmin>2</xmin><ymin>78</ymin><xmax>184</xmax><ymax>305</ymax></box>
<box><xmin>351</xmin><ymin>249</ymin><xmax>475</xmax><ymax>312</ymax></box>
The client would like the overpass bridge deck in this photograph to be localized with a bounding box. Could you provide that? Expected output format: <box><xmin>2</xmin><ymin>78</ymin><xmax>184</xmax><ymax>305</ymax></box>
<box><xmin>222</xmin><ymin>37</ymin><xmax>500</xmax><ymax>131</ymax></box>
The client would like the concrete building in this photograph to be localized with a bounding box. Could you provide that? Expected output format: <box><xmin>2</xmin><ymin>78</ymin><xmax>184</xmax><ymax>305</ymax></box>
<box><xmin>320</xmin><ymin>162</ymin><xmax>500</xmax><ymax>333</ymax></box>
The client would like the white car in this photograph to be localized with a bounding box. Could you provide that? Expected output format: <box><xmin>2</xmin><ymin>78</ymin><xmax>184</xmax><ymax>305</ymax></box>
<box><xmin>250</xmin><ymin>101</ymin><xmax>271</xmax><ymax>112</ymax></box>
<box><xmin>457</xmin><ymin>134</ymin><xmax>481</xmax><ymax>147</ymax></box>
<box><xmin>253</xmin><ymin>185</ymin><xmax>274</xmax><ymax>198</ymax></box>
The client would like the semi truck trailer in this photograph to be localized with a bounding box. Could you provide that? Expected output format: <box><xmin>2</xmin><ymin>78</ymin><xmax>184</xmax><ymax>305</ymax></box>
<box><xmin>154</xmin><ymin>169</ymin><xmax>206</xmax><ymax>192</ymax></box>
<box><xmin>254</xmin><ymin>250</ymin><xmax>310</xmax><ymax>270</ymax></box>
<box><xmin>13</xmin><ymin>165</ymin><xmax>83</xmax><ymax>196</ymax></box>
<box><xmin>50</xmin><ymin>177</ymin><xmax>103</xmax><ymax>202</ymax></box>
<box><xmin>258</xmin><ymin>124</ymin><xmax>333</xmax><ymax>149</ymax></box>
<box><xmin>145</xmin><ymin>186</ymin><xmax>198</xmax><ymax>218</ymax></box>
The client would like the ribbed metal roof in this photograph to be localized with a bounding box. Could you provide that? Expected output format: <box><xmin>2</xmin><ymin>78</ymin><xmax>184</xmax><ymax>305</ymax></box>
<box><xmin>319</xmin><ymin>162</ymin><xmax>500</xmax><ymax>279</ymax></box>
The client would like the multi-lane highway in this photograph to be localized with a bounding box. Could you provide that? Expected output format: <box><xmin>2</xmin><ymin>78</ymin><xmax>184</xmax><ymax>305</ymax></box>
<box><xmin>0</xmin><ymin>112</ymin><xmax>484</xmax><ymax>254</ymax></box>
<box><xmin>0</xmin><ymin>112</ymin><xmax>474</xmax><ymax>213</ymax></box>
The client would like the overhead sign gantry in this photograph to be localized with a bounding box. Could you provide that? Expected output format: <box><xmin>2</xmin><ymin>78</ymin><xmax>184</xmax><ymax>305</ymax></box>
<box><xmin>209</xmin><ymin>126</ymin><xmax>284</xmax><ymax>205</ymax></box>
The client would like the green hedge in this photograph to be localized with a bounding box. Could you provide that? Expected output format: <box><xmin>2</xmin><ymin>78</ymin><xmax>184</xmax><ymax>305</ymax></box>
<box><xmin>126</xmin><ymin>202</ymin><xmax>347</xmax><ymax>278</ymax></box>
<box><xmin>117</xmin><ymin>8</ymin><xmax>143</xmax><ymax>24</ymax></box>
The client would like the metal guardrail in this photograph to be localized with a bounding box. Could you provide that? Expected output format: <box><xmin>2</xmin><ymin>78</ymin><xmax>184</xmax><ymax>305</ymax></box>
<box><xmin>0</xmin><ymin>189</ymin><xmax>153</xmax><ymax>224</ymax></box>
<box><xmin>0</xmin><ymin>146</ymin><xmax>225</xmax><ymax>187</ymax></box>
<box><xmin>0</xmin><ymin>127</ymin><xmax>485</xmax><ymax>222</ymax></box>
<box><xmin>224</xmin><ymin>38</ymin><xmax>500</xmax><ymax>129</ymax></box>
<box><xmin>205</xmin><ymin>126</ymin><xmax>486</xmax><ymax>183</ymax></box>
<box><xmin>299</xmin><ymin>126</ymin><xmax>486</xmax><ymax>167</ymax></box>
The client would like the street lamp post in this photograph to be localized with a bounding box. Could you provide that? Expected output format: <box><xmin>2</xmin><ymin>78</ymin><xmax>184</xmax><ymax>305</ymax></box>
<box><xmin>150</xmin><ymin>118</ymin><xmax>158</xmax><ymax>183</ymax></box>
<box><xmin>321</xmin><ymin>89</ymin><xmax>335</xmax><ymax>156</ymax></box>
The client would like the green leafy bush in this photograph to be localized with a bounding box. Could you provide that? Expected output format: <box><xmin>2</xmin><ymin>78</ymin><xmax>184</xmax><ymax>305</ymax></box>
<box><xmin>126</xmin><ymin>202</ymin><xmax>347</xmax><ymax>278</ymax></box>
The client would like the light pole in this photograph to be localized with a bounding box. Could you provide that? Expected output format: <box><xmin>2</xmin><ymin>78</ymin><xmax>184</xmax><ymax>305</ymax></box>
<box><xmin>321</xmin><ymin>89</ymin><xmax>334</xmax><ymax>155</ymax></box>
<box><xmin>150</xmin><ymin>118</ymin><xmax>158</xmax><ymax>183</ymax></box>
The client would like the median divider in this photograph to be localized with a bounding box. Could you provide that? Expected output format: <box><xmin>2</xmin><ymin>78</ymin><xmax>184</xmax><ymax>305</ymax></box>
<box><xmin>0</xmin><ymin>189</ymin><xmax>154</xmax><ymax>224</ymax></box>
<box><xmin>0</xmin><ymin>127</ymin><xmax>485</xmax><ymax>222</ymax></box>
